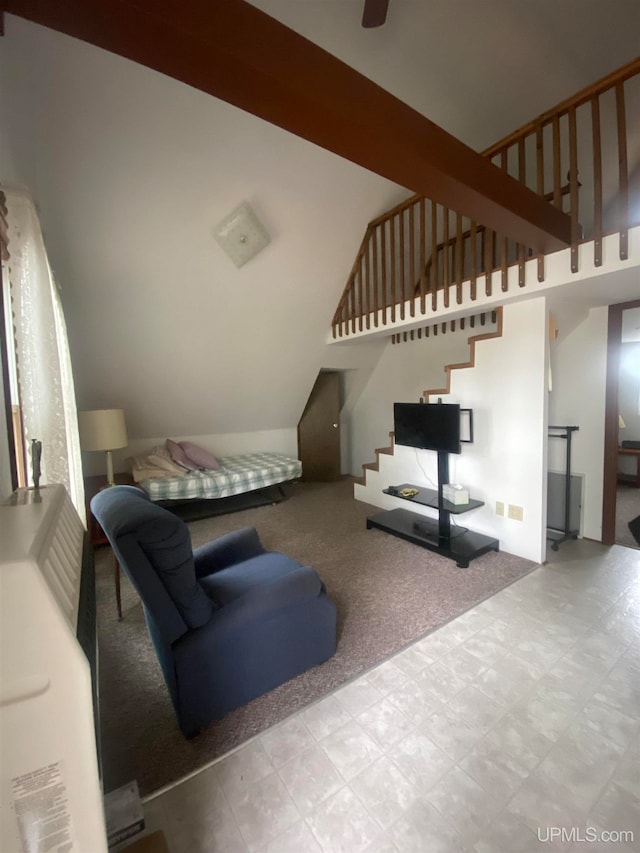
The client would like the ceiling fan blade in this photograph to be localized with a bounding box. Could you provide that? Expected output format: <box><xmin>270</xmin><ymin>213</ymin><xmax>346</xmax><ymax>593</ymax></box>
<box><xmin>362</xmin><ymin>0</ymin><xmax>389</xmax><ymax>28</ymax></box>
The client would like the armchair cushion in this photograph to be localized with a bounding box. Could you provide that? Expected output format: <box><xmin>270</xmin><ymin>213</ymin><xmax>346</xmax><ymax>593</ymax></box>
<box><xmin>199</xmin><ymin>552</ymin><xmax>311</xmax><ymax>607</ymax></box>
<box><xmin>193</xmin><ymin>526</ymin><xmax>265</xmax><ymax>577</ymax></box>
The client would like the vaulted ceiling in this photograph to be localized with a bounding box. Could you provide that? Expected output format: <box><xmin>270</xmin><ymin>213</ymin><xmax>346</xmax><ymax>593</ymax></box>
<box><xmin>1</xmin><ymin>1</ymin><xmax>638</xmax><ymax>444</ymax></box>
<box><xmin>3</xmin><ymin>0</ymin><xmax>575</xmax><ymax>251</ymax></box>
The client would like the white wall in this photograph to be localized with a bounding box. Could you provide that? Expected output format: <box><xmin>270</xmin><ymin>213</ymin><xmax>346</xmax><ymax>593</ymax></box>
<box><xmin>354</xmin><ymin>300</ymin><xmax>549</xmax><ymax>562</ymax></box>
<box><xmin>80</xmin><ymin>427</ymin><xmax>298</xmax><ymax>477</ymax></box>
<box><xmin>548</xmin><ymin>306</ymin><xmax>609</xmax><ymax>540</ymax></box>
<box><xmin>349</xmin><ymin>320</ymin><xmax>497</xmax><ymax>475</ymax></box>
<box><xmin>0</xmin><ymin>16</ymin><xmax>389</xmax><ymax>465</ymax></box>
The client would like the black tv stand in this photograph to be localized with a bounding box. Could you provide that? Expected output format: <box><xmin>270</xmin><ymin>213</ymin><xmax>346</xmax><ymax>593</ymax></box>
<box><xmin>366</xmin><ymin>451</ymin><xmax>499</xmax><ymax>568</ymax></box>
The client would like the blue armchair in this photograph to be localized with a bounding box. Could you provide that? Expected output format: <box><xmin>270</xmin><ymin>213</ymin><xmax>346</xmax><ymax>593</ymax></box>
<box><xmin>91</xmin><ymin>486</ymin><xmax>337</xmax><ymax>738</ymax></box>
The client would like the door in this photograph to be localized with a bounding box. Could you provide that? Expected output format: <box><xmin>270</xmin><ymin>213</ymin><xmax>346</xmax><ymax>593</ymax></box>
<box><xmin>298</xmin><ymin>371</ymin><xmax>341</xmax><ymax>481</ymax></box>
<box><xmin>602</xmin><ymin>298</ymin><xmax>640</xmax><ymax>544</ymax></box>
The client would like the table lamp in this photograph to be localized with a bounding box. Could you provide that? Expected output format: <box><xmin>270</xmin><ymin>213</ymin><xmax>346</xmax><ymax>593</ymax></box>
<box><xmin>78</xmin><ymin>409</ymin><xmax>128</xmax><ymax>486</ymax></box>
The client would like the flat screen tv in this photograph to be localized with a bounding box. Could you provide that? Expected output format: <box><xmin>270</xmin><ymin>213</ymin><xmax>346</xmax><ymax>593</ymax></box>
<box><xmin>394</xmin><ymin>402</ymin><xmax>461</xmax><ymax>454</ymax></box>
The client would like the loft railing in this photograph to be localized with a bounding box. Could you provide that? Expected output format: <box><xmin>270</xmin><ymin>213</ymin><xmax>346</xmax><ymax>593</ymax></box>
<box><xmin>332</xmin><ymin>57</ymin><xmax>640</xmax><ymax>338</ymax></box>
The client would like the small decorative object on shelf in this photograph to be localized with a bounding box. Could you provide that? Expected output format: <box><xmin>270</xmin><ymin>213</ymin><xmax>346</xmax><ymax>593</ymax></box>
<box><xmin>442</xmin><ymin>483</ymin><xmax>469</xmax><ymax>505</ymax></box>
<box><xmin>400</xmin><ymin>487</ymin><xmax>419</xmax><ymax>498</ymax></box>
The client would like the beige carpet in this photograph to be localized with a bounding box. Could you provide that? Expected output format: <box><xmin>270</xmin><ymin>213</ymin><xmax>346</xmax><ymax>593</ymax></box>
<box><xmin>96</xmin><ymin>479</ymin><xmax>537</xmax><ymax>796</ymax></box>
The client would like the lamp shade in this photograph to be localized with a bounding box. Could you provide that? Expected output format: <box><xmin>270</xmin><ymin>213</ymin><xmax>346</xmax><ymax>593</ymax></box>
<box><xmin>78</xmin><ymin>409</ymin><xmax>128</xmax><ymax>451</ymax></box>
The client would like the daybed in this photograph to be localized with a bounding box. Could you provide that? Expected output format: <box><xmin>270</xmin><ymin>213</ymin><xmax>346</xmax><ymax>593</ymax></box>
<box><xmin>132</xmin><ymin>445</ymin><xmax>302</xmax><ymax>506</ymax></box>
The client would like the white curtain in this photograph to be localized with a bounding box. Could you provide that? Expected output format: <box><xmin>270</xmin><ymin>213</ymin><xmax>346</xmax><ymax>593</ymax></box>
<box><xmin>5</xmin><ymin>189</ymin><xmax>84</xmax><ymax>514</ymax></box>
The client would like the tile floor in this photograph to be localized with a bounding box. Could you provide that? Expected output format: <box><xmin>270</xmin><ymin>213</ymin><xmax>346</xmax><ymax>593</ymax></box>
<box><xmin>139</xmin><ymin>541</ymin><xmax>640</xmax><ymax>852</ymax></box>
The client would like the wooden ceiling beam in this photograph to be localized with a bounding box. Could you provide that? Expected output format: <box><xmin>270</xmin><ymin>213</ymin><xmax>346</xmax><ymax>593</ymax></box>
<box><xmin>4</xmin><ymin>0</ymin><xmax>571</xmax><ymax>252</ymax></box>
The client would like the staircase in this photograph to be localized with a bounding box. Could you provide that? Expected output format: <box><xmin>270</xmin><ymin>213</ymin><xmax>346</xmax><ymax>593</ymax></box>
<box><xmin>354</xmin><ymin>308</ymin><xmax>503</xmax><ymax>487</ymax></box>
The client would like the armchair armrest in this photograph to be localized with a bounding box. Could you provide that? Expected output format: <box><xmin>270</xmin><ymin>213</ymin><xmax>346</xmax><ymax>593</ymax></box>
<box><xmin>193</xmin><ymin>526</ymin><xmax>265</xmax><ymax>577</ymax></box>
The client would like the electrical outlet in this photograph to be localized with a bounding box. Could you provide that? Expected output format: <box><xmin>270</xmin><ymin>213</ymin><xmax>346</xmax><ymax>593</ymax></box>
<box><xmin>496</xmin><ymin>501</ymin><xmax>504</xmax><ymax>516</ymax></box>
<box><xmin>508</xmin><ymin>504</ymin><xmax>524</xmax><ymax>521</ymax></box>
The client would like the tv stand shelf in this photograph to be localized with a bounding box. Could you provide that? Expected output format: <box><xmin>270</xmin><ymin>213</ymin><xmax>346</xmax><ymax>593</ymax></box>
<box><xmin>383</xmin><ymin>484</ymin><xmax>484</xmax><ymax>514</ymax></box>
<box><xmin>367</xmin><ymin>478</ymin><xmax>499</xmax><ymax>569</ymax></box>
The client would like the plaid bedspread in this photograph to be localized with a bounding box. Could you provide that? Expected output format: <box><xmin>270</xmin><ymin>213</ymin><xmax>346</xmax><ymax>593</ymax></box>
<box><xmin>140</xmin><ymin>452</ymin><xmax>302</xmax><ymax>502</ymax></box>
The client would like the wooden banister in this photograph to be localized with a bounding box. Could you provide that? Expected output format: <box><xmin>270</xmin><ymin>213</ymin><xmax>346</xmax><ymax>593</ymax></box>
<box><xmin>332</xmin><ymin>57</ymin><xmax>639</xmax><ymax>338</ymax></box>
<box><xmin>482</xmin><ymin>56</ymin><xmax>640</xmax><ymax>157</ymax></box>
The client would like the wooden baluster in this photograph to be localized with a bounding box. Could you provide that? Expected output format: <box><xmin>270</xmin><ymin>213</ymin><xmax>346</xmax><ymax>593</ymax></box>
<box><xmin>518</xmin><ymin>138</ymin><xmax>526</xmax><ymax>287</ymax></box>
<box><xmin>419</xmin><ymin>199</ymin><xmax>426</xmax><ymax>316</ymax></box>
<box><xmin>484</xmin><ymin>228</ymin><xmax>493</xmax><ymax>296</ymax></box>
<box><xmin>431</xmin><ymin>202</ymin><xmax>438</xmax><ymax>312</ymax></box>
<box><xmin>349</xmin><ymin>277</ymin><xmax>356</xmax><ymax>334</ymax></box>
<box><xmin>338</xmin><ymin>297</ymin><xmax>346</xmax><ymax>337</ymax></box>
<box><xmin>369</xmin><ymin>236</ymin><xmax>375</xmax><ymax>329</ymax></box>
<box><xmin>455</xmin><ymin>212</ymin><xmax>463</xmax><ymax>304</ymax></box>
<box><xmin>409</xmin><ymin>203</ymin><xmax>415</xmax><ymax>318</ymax></box>
<box><xmin>500</xmin><ymin>150</ymin><xmax>509</xmax><ymax>291</ymax></box>
<box><xmin>443</xmin><ymin>207</ymin><xmax>450</xmax><ymax>308</ymax></box>
<box><xmin>343</xmin><ymin>276</ymin><xmax>353</xmax><ymax>335</ymax></box>
<box><xmin>591</xmin><ymin>97</ymin><xmax>603</xmax><ymax>267</ymax></box>
<box><xmin>552</xmin><ymin>115</ymin><xmax>562</xmax><ymax>209</ymax></box>
<box><xmin>331</xmin><ymin>302</ymin><xmax>338</xmax><ymax>338</ymax></box>
<box><xmin>616</xmin><ymin>82</ymin><xmax>629</xmax><ymax>260</ymax></box>
<box><xmin>568</xmin><ymin>106</ymin><xmax>579</xmax><ymax>273</ymax></box>
<box><xmin>372</xmin><ymin>225</ymin><xmax>379</xmax><ymax>326</ymax></box>
<box><xmin>399</xmin><ymin>209</ymin><xmax>406</xmax><ymax>321</ymax></box>
<box><xmin>381</xmin><ymin>219</ymin><xmax>388</xmax><ymax>325</ymax></box>
<box><xmin>536</xmin><ymin>123</ymin><xmax>545</xmax><ymax>282</ymax></box>
<box><xmin>470</xmin><ymin>220</ymin><xmax>477</xmax><ymax>301</ymax></box>
<box><xmin>364</xmin><ymin>235</ymin><xmax>371</xmax><ymax>330</ymax></box>
<box><xmin>390</xmin><ymin>216</ymin><xmax>396</xmax><ymax>323</ymax></box>
<box><xmin>336</xmin><ymin>290</ymin><xmax>352</xmax><ymax>337</ymax></box>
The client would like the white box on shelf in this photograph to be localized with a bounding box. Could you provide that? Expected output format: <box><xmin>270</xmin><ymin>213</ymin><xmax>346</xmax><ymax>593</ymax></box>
<box><xmin>443</xmin><ymin>484</ymin><xmax>469</xmax><ymax>505</ymax></box>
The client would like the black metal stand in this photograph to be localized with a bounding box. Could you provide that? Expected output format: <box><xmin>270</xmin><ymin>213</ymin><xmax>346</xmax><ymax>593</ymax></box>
<box><xmin>547</xmin><ymin>425</ymin><xmax>580</xmax><ymax>551</ymax></box>
<box><xmin>367</xmin><ymin>451</ymin><xmax>499</xmax><ymax>568</ymax></box>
